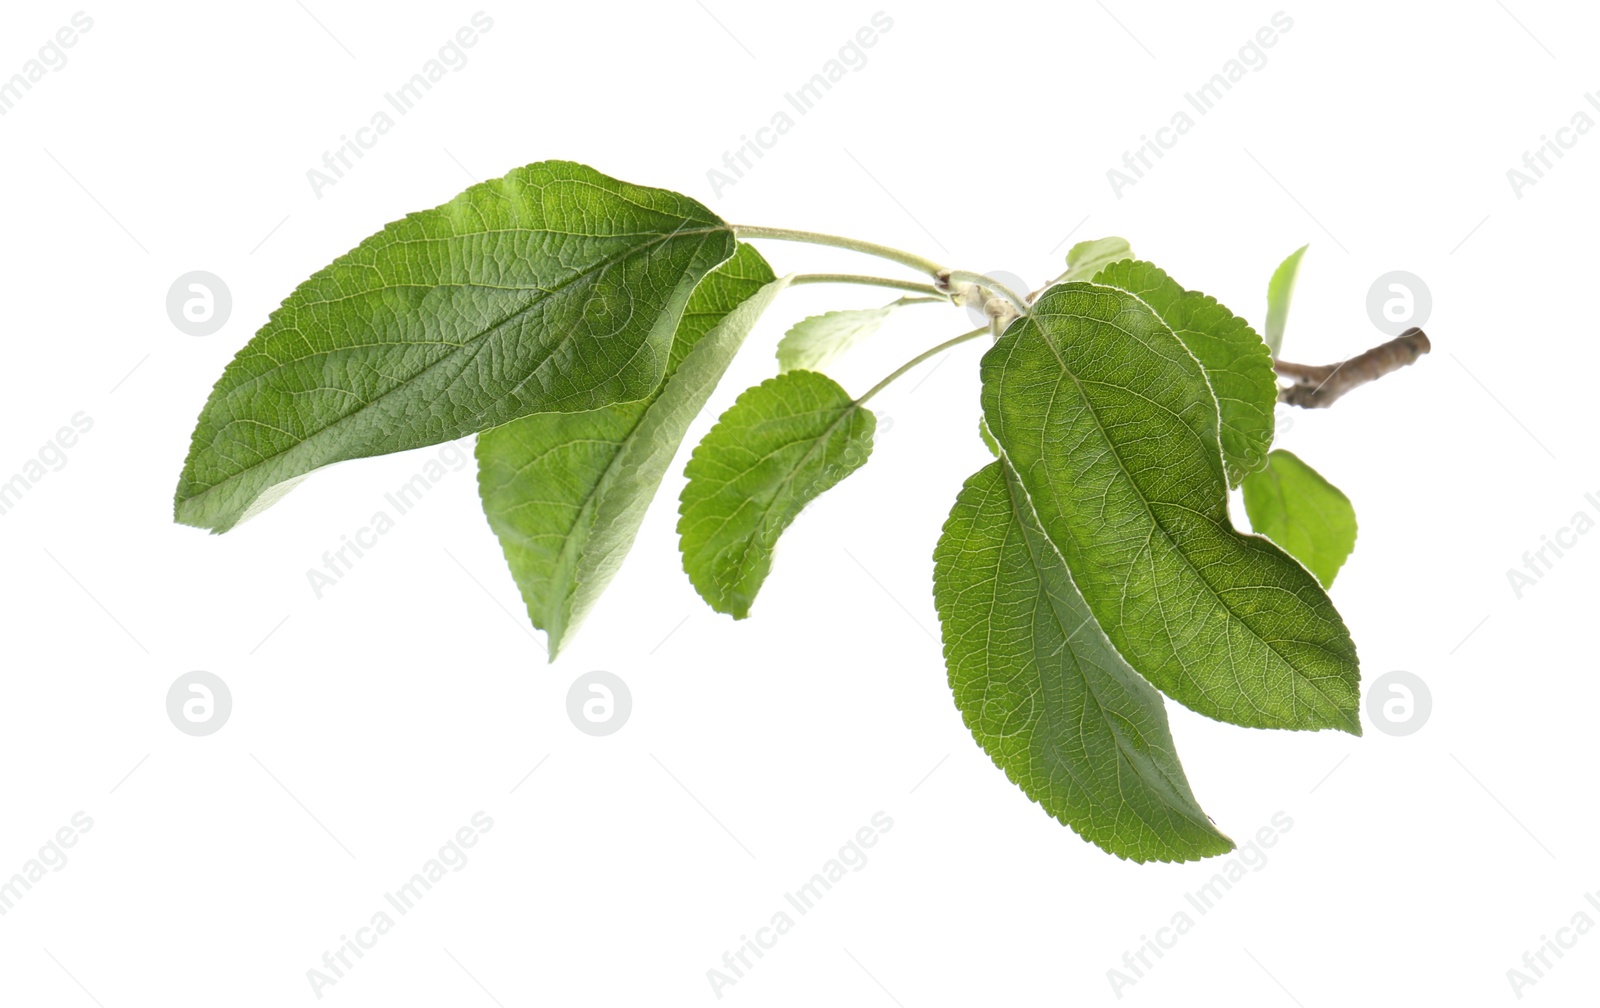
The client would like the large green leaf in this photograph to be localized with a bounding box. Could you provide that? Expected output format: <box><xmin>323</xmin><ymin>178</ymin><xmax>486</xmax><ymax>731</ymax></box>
<box><xmin>982</xmin><ymin>282</ymin><xmax>1361</xmax><ymax>734</ymax></box>
<box><xmin>175</xmin><ymin>161</ymin><xmax>735</xmax><ymax>533</ymax></box>
<box><xmin>934</xmin><ymin>460</ymin><xmax>1235</xmax><ymax>863</ymax></box>
<box><xmin>678</xmin><ymin>370</ymin><xmax>874</xmax><ymax>618</ymax></box>
<box><xmin>1093</xmin><ymin>259</ymin><xmax>1277</xmax><ymax>484</ymax></box>
<box><xmin>776</xmin><ymin>305</ymin><xmax>896</xmax><ymax>374</ymax></box>
<box><xmin>1264</xmin><ymin>244</ymin><xmax>1308</xmax><ymax>356</ymax></box>
<box><xmin>1242</xmin><ymin>449</ymin><xmax>1357</xmax><ymax>589</ymax></box>
<box><xmin>475</xmin><ymin>244</ymin><xmax>787</xmax><ymax>657</ymax></box>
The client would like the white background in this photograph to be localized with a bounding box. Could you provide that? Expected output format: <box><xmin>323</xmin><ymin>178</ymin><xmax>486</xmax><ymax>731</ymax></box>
<box><xmin>1</xmin><ymin>1</ymin><xmax>1595</xmax><ymax>1004</ymax></box>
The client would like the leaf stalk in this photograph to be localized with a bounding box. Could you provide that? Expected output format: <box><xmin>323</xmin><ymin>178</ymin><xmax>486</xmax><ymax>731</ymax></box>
<box><xmin>857</xmin><ymin>326</ymin><xmax>988</xmax><ymax>404</ymax></box>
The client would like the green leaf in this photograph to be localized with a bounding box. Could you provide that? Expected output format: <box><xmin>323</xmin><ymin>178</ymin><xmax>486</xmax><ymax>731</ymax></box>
<box><xmin>1264</xmin><ymin>244</ymin><xmax>1308</xmax><ymax>356</ymax></box>
<box><xmin>934</xmin><ymin>460</ymin><xmax>1235</xmax><ymax>863</ymax></box>
<box><xmin>1242</xmin><ymin>449</ymin><xmax>1357</xmax><ymax>589</ymax></box>
<box><xmin>776</xmin><ymin>305</ymin><xmax>895</xmax><ymax>373</ymax></box>
<box><xmin>678</xmin><ymin>370</ymin><xmax>875</xmax><ymax>618</ymax></box>
<box><xmin>982</xmin><ymin>282</ymin><xmax>1361</xmax><ymax>734</ymax></box>
<box><xmin>475</xmin><ymin>244</ymin><xmax>787</xmax><ymax>657</ymax></box>
<box><xmin>979</xmin><ymin>417</ymin><xmax>1000</xmax><ymax>458</ymax></box>
<box><xmin>1093</xmin><ymin>259</ymin><xmax>1277</xmax><ymax>485</ymax></box>
<box><xmin>1060</xmin><ymin>237</ymin><xmax>1133</xmax><ymax>282</ymax></box>
<box><xmin>175</xmin><ymin>160</ymin><xmax>735</xmax><ymax>533</ymax></box>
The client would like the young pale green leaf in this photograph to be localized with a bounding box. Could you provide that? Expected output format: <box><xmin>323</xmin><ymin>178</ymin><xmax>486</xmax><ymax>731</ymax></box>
<box><xmin>1060</xmin><ymin>237</ymin><xmax>1133</xmax><ymax>282</ymax></box>
<box><xmin>1264</xmin><ymin>244</ymin><xmax>1308</xmax><ymax>356</ymax></box>
<box><xmin>776</xmin><ymin>304</ymin><xmax>896</xmax><ymax>373</ymax></box>
<box><xmin>678</xmin><ymin>370</ymin><xmax>874</xmax><ymax>618</ymax></box>
<box><xmin>982</xmin><ymin>282</ymin><xmax>1361</xmax><ymax>734</ymax></box>
<box><xmin>475</xmin><ymin>244</ymin><xmax>787</xmax><ymax>657</ymax></box>
<box><xmin>979</xmin><ymin>417</ymin><xmax>1000</xmax><ymax>458</ymax></box>
<box><xmin>934</xmin><ymin>460</ymin><xmax>1235</xmax><ymax>863</ymax></box>
<box><xmin>1242</xmin><ymin>449</ymin><xmax>1358</xmax><ymax>589</ymax></box>
<box><xmin>1093</xmin><ymin>259</ymin><xmax>1277</xmax><ymax>485</ymax></box>
<box><xmin>175</xmin><ymin>160</ymin><xmax>736</xmax><ymax>533</ymax></box>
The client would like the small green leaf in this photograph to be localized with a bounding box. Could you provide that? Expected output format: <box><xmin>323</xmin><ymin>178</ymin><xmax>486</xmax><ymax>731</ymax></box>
<box><xmin>982</xmin><ymin>282</ymin><xmax>1361</xmax><ymax>734</ymax></box>
<box><xmin>934</xmin><ymin>460</ymin><xmax>1235</xmax><ymax>863</ymax></box>
<box><xmin>678</xmin><ymin>370</ymin><xmax>875</xmax><ymax>618</ymax></box>
<box><xmin>776</xmin><ymin>305</ymin><xmax>896</xmax><ymax>373</ymax></box>
<box><xmin>979</xmin><ymin>417</ymin><xmax>1000</xmax><ymax>458</ymax></box>
<box><xmin>1094</xmin><ymin>259</ymin><xmax>1277</xmax><ymax>484</ymax></box>
<box><xmin>175</xmin><ymin>160</ymin><xmax>735</xmax><ymax>533</ymax></box>
<box><xmin>1264</xmin><ymin>244</ymin><xmax>1308</xmax><ymax>356</ymax></box>
<box><xmin>475</xmin><ymin>244</ymin><xmax>787</xmax><ymax>657</ymax></box>
<box><xmin>1060</xmin><ymin>237</ymin><xmax>1133</xmax><ymax>282</ymax></box>
<box><xmin>1242</xmin><ymin>449</ymin><xmax>1357</xmax><ymax>589</ymax></box>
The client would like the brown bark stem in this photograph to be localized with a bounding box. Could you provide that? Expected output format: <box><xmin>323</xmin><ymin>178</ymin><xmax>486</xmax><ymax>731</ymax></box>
<box><xmin>1274</xmin><ymin>327</ymin><xmax>1431</xmax><ymax>408</ymax></box>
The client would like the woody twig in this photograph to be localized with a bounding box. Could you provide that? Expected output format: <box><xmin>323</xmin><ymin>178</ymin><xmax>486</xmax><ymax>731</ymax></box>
<box><xmin>1274</xmin><ymin>327</ymin><xmax>1431</xmax><ymax>408</ymax></box>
